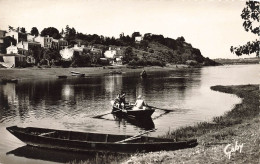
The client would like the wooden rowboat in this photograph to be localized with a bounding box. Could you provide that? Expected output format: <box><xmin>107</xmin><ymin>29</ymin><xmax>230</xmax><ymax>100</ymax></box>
<box><xmin>2</xmin><ymin>78</ymin><xmax>18</xmax><ymax>83</ymax></box>
<box><xmin>112</xmin><ymin>105</ymin><xmax>155</xmax><ymax>119</ymax></box>
<box><xmin>7</xmin><ymin>126</ymin><xmax>198</xmax><ymax>153</ymax></box>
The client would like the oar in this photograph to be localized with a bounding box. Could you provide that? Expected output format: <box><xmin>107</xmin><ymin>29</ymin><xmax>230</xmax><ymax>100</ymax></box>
<box><xmin>93</xmin><ymin>109</ymin><xmax>120</xmax><ymax>119</ymax></box>
<box><xmin>147</xmin><ymin>105</ymin><xmax>173</xmax><ymax>112</ymax></box>
<box><xmin>93</xmin><ymin>100</ymin><xmax>119</xmax><ymax>118</ymax></box>
<box><xmin>115</xmin><ymin>129</ymin><xmax>157</xmax><ymax>143</ymax></box>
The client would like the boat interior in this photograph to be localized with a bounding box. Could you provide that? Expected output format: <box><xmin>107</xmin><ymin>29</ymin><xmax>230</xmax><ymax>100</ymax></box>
<box><xmin>9</xmin><ymin>126</ymin><xmax>174</xmax><ymax>143</ymax></box>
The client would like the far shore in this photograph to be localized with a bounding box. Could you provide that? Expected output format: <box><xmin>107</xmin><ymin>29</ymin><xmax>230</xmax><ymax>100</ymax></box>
<box><xmin>0</xmin><ymin>64</ymin><xmax>190</xmax><ymax>80</ymax></box>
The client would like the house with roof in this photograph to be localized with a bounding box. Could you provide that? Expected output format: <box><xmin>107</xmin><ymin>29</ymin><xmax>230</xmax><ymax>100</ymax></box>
<box><xmin>6</xmin><ymin>43</ymin><xmax>18</xmax><ymax>54</ymax></box>
<box><xmin>0</xmin><ymin>43</ymin><xmax>26</xmax><ymax>68</ymax></box>
<box><xmin>104</xmin><ymin>47</ymin><xmax>123</xmax><ymax>65</ymax></box>
<box><xmin>17</xmin><ymin>41</ymin><xmax>41</xmax><ymax>51</ymax></box>
<box><xmin>5</xmin><ymin>30</ymin><xmax>27</xmax><ymax>44</ymax></box>
<box><xmin>34</xmin><ymin>35</ymin><xmax>53</xmax><ymax>48</ymax></box>
<box><xmin>52</xmin><ymin>38</ymin><xmax>68</xmax><ymax>50</ymax></box>
<box><xmin>27</xmin><ymin>34</ymin><xmax>36</xmax><ymax>42</ymax></box>
<box><xmin>135</xmin><ymin>36</ymin><xmax>143</xmax><ymax>43</ymax></box>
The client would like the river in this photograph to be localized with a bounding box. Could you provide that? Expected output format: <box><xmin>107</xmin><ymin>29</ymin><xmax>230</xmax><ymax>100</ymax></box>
<box><xmin>0</xmin><ymin>64</ymin><xmax>259</xmax><ymax>163</ymax></box>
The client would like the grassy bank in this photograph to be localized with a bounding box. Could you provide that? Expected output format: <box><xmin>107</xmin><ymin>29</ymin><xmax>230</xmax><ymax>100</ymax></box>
<box><xmin>124</xmin><ymin>84</ymin><xmax>260</xmax><ymax>164</ymax></box>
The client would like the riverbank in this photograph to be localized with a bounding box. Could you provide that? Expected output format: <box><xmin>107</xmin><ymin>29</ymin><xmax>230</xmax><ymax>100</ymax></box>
<box><xmin>0</xmin><ymin>65</ymin><xmax>188</xmax><ymax>80</ymax></box>
<box><xmin>123</xmin><ymin>84</ymin><xmax>259</xmax><ymax>163</ymax></box>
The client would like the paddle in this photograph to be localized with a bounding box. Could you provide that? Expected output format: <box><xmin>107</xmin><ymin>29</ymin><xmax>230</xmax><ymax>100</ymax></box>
<box><xmin>147</xmin><ymin>105</ymin><xmax>174</xmax><ymax>112</ymax></box>
<box><xmin>92</xmin><ymin>100</ymin><xmax>119</xmax><ymax>119</ymax></box>
<box><xmin>115</xmin><ymin>129</ymin><xmax>157</xmax><ymax>143</ymax></box>
<box><xmin>92</xmin><ymin>109</ymin><xmax>120</xmax><ymax>119</ymax></box>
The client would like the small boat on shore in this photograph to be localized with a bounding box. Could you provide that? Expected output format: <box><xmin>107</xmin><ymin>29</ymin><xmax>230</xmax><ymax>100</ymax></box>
<box><xmin>112</xmin><ymin>104</ymin><xmax>155</xmax><ymax>119</ymax></box>
<box><xmin>71</xmin><ymin>73</ymin><xmax>85</xmax><ymax>77</ymax></box>
<box><xmin>109</xmin><ymin>70</ymin><xmax>122</xmax><ymax>75</ymax></box>
<box><xmin>7</xmin><ymin>126</ymin><xmax>198</xmax><ymax>153</ymax></box>
<box><xmin>1</xmin><ymin>78</ymin><xmax>18</xmax><ymax>84</ymax></box>
<box><xmin>71</xmin><ymin>71</ymin><xmax>85</xmax><ymax>77</ymax></box>
<box><xmin>57</xmin><ymin>75</ymin><xmax>68</xmax><ymax>79</ymax></box>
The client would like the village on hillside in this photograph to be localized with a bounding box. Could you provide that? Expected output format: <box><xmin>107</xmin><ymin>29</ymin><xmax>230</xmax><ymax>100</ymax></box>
<box><xmin>0</xmin><ymin>26</ymin><xmax>220</xmax><ymax>69</ymax></box>
<box><xmin>0</xmin><ymin>28</ymin><xmax>138</xmax><ymax>68</ymax></box>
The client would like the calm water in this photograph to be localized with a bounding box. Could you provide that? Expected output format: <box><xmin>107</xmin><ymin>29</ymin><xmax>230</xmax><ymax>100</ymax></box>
<box><xmin>0</xmin><ymin>64</ymin><xmax>259</xmax><ymax>163</ymax></box>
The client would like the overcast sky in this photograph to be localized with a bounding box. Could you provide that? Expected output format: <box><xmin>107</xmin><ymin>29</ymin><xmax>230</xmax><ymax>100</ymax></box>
<box><xmin>0</xmin><ymin>0</ymin><xmax>257</xmax><ymax>59</ymax></box>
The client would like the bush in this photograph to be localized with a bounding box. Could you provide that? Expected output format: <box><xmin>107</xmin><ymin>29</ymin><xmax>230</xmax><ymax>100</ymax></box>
<box><xmin>60</xmin><ymin>60</ymin><xmax>71</xmax><ymax>68</ymax></box>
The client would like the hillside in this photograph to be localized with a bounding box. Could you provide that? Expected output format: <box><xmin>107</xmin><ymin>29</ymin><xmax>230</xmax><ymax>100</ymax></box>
<box><xmin>114</xmin><ymin>39</ymin><xmax>220</xmax><ymax>66</ymax></box>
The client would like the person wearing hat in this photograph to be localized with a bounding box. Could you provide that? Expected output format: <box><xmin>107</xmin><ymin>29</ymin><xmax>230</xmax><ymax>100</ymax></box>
<box><xmin>133</xmin><ymin>95</ymin><xmax>147</xmax><ymax>110</ymax></box>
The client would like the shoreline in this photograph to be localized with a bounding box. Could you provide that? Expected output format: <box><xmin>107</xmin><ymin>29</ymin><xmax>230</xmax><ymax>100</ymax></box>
<box><xmin>124</xmin><ymin>84</ymin><xmax>260</xmax><ymax>164</ymax></box>
<box><xmin>0</xmin><ymin>65</ymin><xmax>189</xmax><ymax>80</ymax></box>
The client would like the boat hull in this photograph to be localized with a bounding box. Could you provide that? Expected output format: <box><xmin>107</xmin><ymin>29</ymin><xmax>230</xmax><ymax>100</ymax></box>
<box><xmin>113</xmin><ymin>106</ymin><xmax>155</xmax><ymax>119</ymax></box>
<box><xmin>7</xmin><ymin>126</ymin><xmax>198</xmax><ymax>153</ymax></box>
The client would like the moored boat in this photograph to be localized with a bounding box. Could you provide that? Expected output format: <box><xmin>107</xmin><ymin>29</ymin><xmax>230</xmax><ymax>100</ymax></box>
<box><xmin>7</xmin><ymin>126</ymin><xmax>198</xmax><ymax>153</ymax></box>
<box><xmin>58</xmin><ymin>75</ymin><xmax>68</xmax><ymax>79</ymax></box>
<box><xmin>2</xmin><ymin>78</ymin><xmax>18</xmax><ymax>83</ymax></box>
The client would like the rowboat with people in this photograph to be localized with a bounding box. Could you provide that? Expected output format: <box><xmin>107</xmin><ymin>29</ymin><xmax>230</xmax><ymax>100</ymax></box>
<box><xmin>112</xmin><ymin>104</ymin><xmax>155</xmax><ymax>119</ymax></box>
<box><xmin>7</xmin><ymin>126</ymin><xmax>198</xmax><ymax>153</ymax></box>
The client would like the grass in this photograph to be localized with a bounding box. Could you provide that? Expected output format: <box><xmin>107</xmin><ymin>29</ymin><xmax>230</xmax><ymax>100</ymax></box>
<box><xmin>67</xmin><ymin>152</ymin><xmax>130</xmax><ymax>164</ymax></box>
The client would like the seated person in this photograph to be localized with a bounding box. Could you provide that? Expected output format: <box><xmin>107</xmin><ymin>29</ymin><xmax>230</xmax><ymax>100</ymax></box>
<box><xmin>133</xmin><ymin>95</ymin><xmax>147</xmax><ymax>110</ymax></box>
<box><xmin>113</xmin><ymin>94</ymin><xmax>121</xmax><ymax>108</ymax></box>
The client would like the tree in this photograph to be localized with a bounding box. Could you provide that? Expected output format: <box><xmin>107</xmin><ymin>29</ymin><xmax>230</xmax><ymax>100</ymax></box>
<box><xmin>122</xmin><ymin>47</ymin><xmax>137</xmax><ymax>63</ymax></box>
<box><xmin>40</xmin><ymin>27</ymin><xmax>61</xmax><ymax>39</ymax></box>
<box><xmin>8</xmin><ymin>25</ymin><xmax>14</xmax><ymax>32</ymax></box>
<box><xmin>20</xmin><ymin>27</ymin><xmax>26</xmax><ymax>33</ymax></box>
<box><xmin>176</xmin><ymin>36</ymin><xmax>185</xmax><ymax>42</ymax></box>
<box><xmin>30</xmin><ymin>27</ymin><xmax>39</xmax><ymax>36</ymax></box>
<box><xmin>230</xmin><ymin>1</ymin><xmax>259</xmax><ymax>57</ymax></box>
<box><xmin>131</xmin><ymin>32</ymin><xmax>141</xmax><ymax>39</ymax></box>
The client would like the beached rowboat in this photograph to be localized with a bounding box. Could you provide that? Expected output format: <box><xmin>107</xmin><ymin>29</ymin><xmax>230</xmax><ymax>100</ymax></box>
<box><xmin>7</xmin><ymin>126</ymin><xmax>198</xmax><ymax>153</ymax></box>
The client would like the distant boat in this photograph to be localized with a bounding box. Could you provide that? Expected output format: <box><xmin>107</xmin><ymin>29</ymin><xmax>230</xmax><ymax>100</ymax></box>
<box><xmin>70</xmin><ymin>71</ymin><xmax>81</xmax><ymax>74</ymax></box>
<box><xmin>7</xmin><ymin>126</ymin><xmax>198</xmax><ymax>153</ymax></box>
<box><xmin>71</xmin><ymin>73</ymin><xmax>85</xmax><ymax>77</ymax></box>
<box><xmin>2</xmin><ymin>78</ymin><xmax>18</xmax><ymax>83</ymax></box>
<box><xmin>57</xmin><ymin>75</ymin><xmax>68</xmax><ymax>79</ymax></box>
<box><xmin>71</xmin><ymin>71</ymin><xmax>85</xmax><ymax>77</ymax></box>
<box><xmin>109</xmin><ymin>70</ymin><xmax>122</xmax><ymax>75</ymax></box>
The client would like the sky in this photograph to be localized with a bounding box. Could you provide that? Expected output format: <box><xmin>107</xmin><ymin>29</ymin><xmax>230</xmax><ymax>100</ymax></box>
<box><xmin>0</xmin><ymin>0</ymin><xmax>258</xmax><ymax>59</ymax></box>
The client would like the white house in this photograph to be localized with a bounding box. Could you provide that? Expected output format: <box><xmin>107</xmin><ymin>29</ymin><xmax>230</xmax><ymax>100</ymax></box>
<box><xmin>6</xmin><ymin>43</ymin><xmax>18</xmax><ymax>54</ymax></box>
<box><xmin>135</xmin><ymin>36</ymin><xmax>143</xmax><ymax>42</ymax></box>
<box><xmin>34</xmin><ymin>36</ymin><xmax>45</xmax><ymax>47</ymax></box>
<box><xmin>27</xmin><ymin>34</ymin><xmax>35</xmax><ymax>41</ymax></box>
<box><xmin>0</xmin><ymin>54</ymin><xmax>26</xmax><ymax>68</ymax></box>
<box><xmin>104</xmin><ymin>47</ymin><xmax>117</xmax><ymax>59</ymax></box>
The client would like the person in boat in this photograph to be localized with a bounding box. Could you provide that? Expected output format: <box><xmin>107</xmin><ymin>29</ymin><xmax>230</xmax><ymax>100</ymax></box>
<box><xmin>113</xmin><ymin>94</ymin><xmax>121</xmax><ymax>108</ymax></box>
<box><xmin>133</xmin><ymin>95</ymin><xmax>148</xmax><ymax>110</ymax></box>
<box><xmin>120</xmin><ymin>92</ymin><xmax>126</xmax><ymax>106</ymax></box>
<box><xmin>140</xmin><ymin>69</ymin><xmax>147</xmax><ymax>77</ymax></box>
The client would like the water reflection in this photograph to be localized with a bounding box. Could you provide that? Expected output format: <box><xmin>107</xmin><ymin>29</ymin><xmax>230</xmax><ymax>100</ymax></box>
<box><xmin>113</xmin><ymin>115</ymin><xmax>155</xmax><ymax>130</ymax></box>
<box><xmin>7</xmin><ymin>146</ymin><xmax>129</xmax><ymax>164</ymax></box>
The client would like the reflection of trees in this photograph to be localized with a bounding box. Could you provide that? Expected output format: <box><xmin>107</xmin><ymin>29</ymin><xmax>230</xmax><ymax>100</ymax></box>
<box><xmin>103</xmin><ymin>75</ymin><xmax>123</xmax><ymax>99</ymax></box>
<box><xmin>0</xmin><ymin>84</ymin><xmax>18</xmax><ymax>122</ymax></box>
